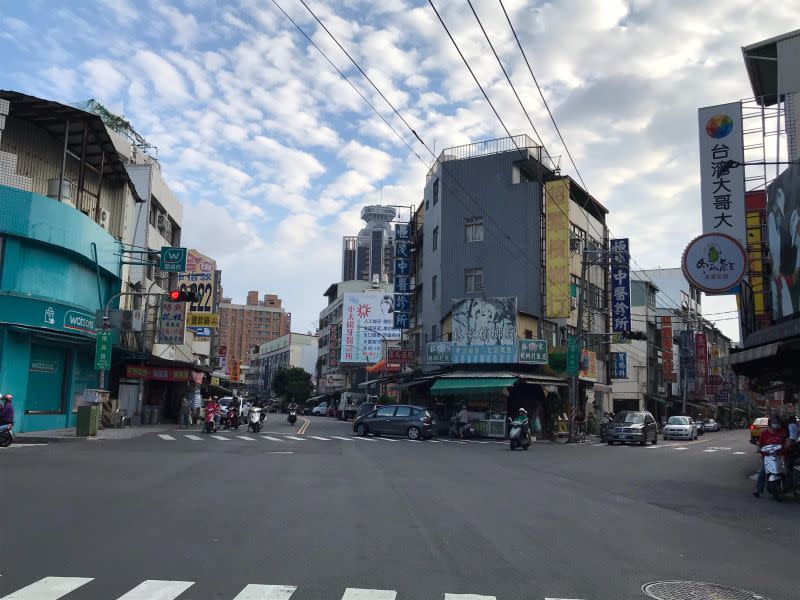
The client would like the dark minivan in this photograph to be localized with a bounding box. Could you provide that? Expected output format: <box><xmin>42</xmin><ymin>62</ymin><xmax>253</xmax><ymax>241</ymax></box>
<box><xmin>606</xmin><ymin>410</ymin><xmax>659</xmax><ymax>445</ymax></box>
<box><xmin>353</xmin><ymin>404</ymin><xmax>436</xmax><ymax>440</ymax></box>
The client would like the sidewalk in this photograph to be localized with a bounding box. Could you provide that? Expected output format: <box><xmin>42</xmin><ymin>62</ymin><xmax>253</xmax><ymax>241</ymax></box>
<box><xmin>15</xmin><ymin>424</ymin><xmax>175</xmax><ymax>443</ymax></box>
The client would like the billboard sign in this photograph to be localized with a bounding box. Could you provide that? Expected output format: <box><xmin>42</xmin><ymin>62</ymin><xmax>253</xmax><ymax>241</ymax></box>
<box><xmin>660</xmin><ymin>316</ymin><xmax>676</xmax><ymax>383</ymax></box>
<box><xmin>393</xmin><ymin>222</ymin><xmax>413</xmax><ymax>330</ymax></box>
<box><xmin>517</xmin><ymin>339</ymin><xmax>548</xmax><ymax>364</ymax></box>
<box><xmin>767</xmin><ymin>164</ymin><xmax>800</xmax><ymax>319</ymax></box>
<box><xmin>698</xmin><ymin>102</ymin><xmax>746</xmax><ymax>248</ymax></box>
<box><xmin>341</xmin><ymin>293</ymin><xmax>400</xmax><ymax>364</ymax></box>
<box><xmin>682</xmin><ymin>232</ymin><xmax>746</xmax><ymax>294</ymax></box>
<box><xmin>387</xmin><ymin>348</ymin><xmax>415</xmax><ymax>365</ymax></box>
<box><xmin>610</xmin><ymin>238</ymin><xmax>631</xmax><ymax>332</ymax></box>
<box><xmin>450</xmin><ymin>297</ymin><xmax>517</xmax><ymax>363</ymax></box>
<box><xmin>611</xmin><ymin>352</ymin><xmax>627</xmax><ymax>379</ymax></box>
<box><xmin>176</xmin><ymin>249</ymin><xmax>217</xmax><ymax>313</ymax></box>
<box><xmin>158</xmin><ymin>301</ymin><xmax>186</xmax><ymax>344</ymax></box>
<box><xmin>578</xmin><ymin>349</ymin><xmax>598</xmax><ymax>382</ymax></box>
<box><xmin>426</xmin><ymin>342</ymin><xmax>454</xmax><ymax>364</ymax></box>
<box><xmin>159</xmin><ymin>246</ymin><xmax>187</xmax><ymax>272</ymax></box>
<box><xmin>328</xmin><ymin>324</ymin><xmax>340</xmax><ymax>368</ymax></box>
<box><xmin>695</xmin><ymin>332</ymin><xmax>708</xmax><ymax>394</ymax></box>
<box><xmin>545</xmin><ymin>178</ymin><xmax>571</xmax><ymax>318</ymax></box>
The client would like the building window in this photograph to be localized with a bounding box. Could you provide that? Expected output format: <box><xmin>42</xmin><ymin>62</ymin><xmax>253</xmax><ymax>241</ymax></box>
<box><xmin>432</xmin><ymin>178</ymin><xmax>439</xmax><ymax>206</ymax></box>
<box><xmin>465</xmin><ymin>268</ymin><xmax>483</xmax><ymax>293</ymax></box>
<box><xmin>432</xmin><ymin>275</ymin><xmax>437</xmax><ymax>300</ymax></box>
<box><xmin>432</xmin><ymin>323</ymin><xmax>437</xmax><ymax>341</ymax></box>
<box><xmin>433</xmin><ymin>226</ymin><xmax>439</xmax><ymax>252</ymax></box>
<box><xmin>465</xmin><ymin>217</ymin><xmax>483</xmax><ymax>242</ymax></box>
<box><xmin>524</xmin><ymin>329</ymin><xmax>533</xmax><ymax>339</ymax></box>
<box><xmin>647</xmin><ymin>287</ymin><xmax>656</xmax><ymax>310</ymax></box>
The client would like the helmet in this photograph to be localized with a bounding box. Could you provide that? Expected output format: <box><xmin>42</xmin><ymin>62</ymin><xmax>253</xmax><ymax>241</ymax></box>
<box><xmin>2</xmin><ymin>394</ymin><xmax>12</xmax><ymax>401</ymax></box>
<box><xmin>518</xmin><ymin>408</ymin><xmax>527</xmax><ymax>414</ymax></box>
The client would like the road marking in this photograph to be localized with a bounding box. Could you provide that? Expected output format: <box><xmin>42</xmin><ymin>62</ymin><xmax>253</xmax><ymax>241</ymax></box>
<box><xmin>158</xmin><ymin>434</ymin><xmax>176</xmax><ymax>441</ymax></box>
<box><xmin>703</xmin><ymin>449</ymin><xmax>719</xmax><ymax>453</ymax></box>
<box><xmin>331</xmin><ymin>436</ymin><xmax>354</xmax><ymax>441</ymax></box>
<box><xmin>261</xmin><ymin>436</ymin><xmax>282</xmax><ymax>442</ymax></box>
<box><xmin>184</xmin><ymin>435</ymin><xmax>203</xmax><ymax>441</ymax></box>
<box><xmin>373</xmin><ymin>437</ymin><xmax>398</xmax><ymax>442</ymax></box>
<box><xmin>592</xmin><ymin>443</ymin><xmax>606</xmax><ymax>446</ymax></box>
<box><xmin>406</xmin><ymin>439</ymin><xmax>421</xmax><ymax>443</ymax></box>
<box><xmin>445</xmin><ymin>595</ymin><xmax>496</xmax><ymax>599</ymax></box>
<box><xmin>284</xmin><ymin>436</ymin><xmax>306</xmax><ymax>441</ymax></box>
<box><xmin>308</xmin><ymin>436</ymin><xmax>330</xmax><ymax>441</ymax></box>
<box><xmin>0</xmin><ymin>576</ymin><xmax>94</xmax><ymax>599</ymax></box>
<box><xmin>211</xmin><ymin>435</ymin><xmax>230</xmax><ymax>441</ymax></box>
<box><xmin>545</xmin><ymin>598</ymin><xmax>588</xmax><ymax>600</ymax></box>
<box><xmin>429</xmin><ymin>439</ymin><xmax>441</xmax><ymax>443</ymax></box>
<box><xmin>0</xmin><ymin>443</ymin><xmax>49</xmax><ymax>448</ymax></box>
<box><xmin>236</xmin><ymin>436</ymin><xmax>256</xmax><ymax>441</ymax></box>
<box><xmin>674</xmin><ymin>447</ymin><xmax>688</xmax><ymax>451</ymax></box>
<box><xmin>341</xmin><ymin>589</ymin><xmax>397</xmax><ymax>600</ymax></box>
<box><xmin>297</xmin><ymin>418</ymin><xmax>311</xmax><ymax>435</ymax></box>
<box><xmin>733</xmin><ymin>451</ymin><xmax>747</xmax><ymax>455</ymax></box>
<box><xmin>268</xmin><ymin>451</ymin><xmax>294</xmax><ymax>455</ymax></box>
<box><xmin>232</xmin><ymin>584</ymin><xmax>297</xmax><ymax>600</ymax></box>
<box><xmin>353</xmin><ymin>437</ymin><xmax>375</xmax><ymax>441</ymax></box>
<box><xmin>116</xmin><ymin>580</ymin><xmax>194</xmax><ymax>600</ymax></box>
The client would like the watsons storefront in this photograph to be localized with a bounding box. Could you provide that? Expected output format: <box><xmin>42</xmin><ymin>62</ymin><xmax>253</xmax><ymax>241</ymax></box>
<box><xmin>0</xmin><ymin>185</ymin><xmax>122</xmax><ymax>433</ymax></box>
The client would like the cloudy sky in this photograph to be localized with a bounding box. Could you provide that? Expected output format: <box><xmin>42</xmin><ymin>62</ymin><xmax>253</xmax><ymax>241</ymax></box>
<box><xmin>2</xmin><ymin>0</ymin><xmax>797</xmax><ymax>341</ymax></box>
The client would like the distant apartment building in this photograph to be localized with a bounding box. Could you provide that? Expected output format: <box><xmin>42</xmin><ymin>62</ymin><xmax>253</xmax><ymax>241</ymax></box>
<box><xmin>248</xmin><ymin>332</ymin><xmax>319</xmax><ymax>398</ymax></box>
<box><xmin>218</xmin><ymin>291</ymin><xmax>291</xmax><ymax>366</ymax></box>
<box><xmin>342</xmin><ymin>205</ymin><xmax>397</xmax><ymax>282</ymax></box>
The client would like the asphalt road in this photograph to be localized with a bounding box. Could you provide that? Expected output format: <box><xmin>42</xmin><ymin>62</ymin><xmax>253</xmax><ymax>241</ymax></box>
<box><xmin>0</xmin><ymin>417</ymin><xmax>795</xmax><ymax>600</ymax></box>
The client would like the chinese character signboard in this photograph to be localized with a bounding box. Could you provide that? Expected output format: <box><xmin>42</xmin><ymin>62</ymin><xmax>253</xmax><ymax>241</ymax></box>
<box><xmin>518</xmin><ymin>339</ymin><xmax>548</xmax><ymax>364</ymax></box>
<box><xmin>340</xmin><ymin>293</ymin><xmax>400</xmax><ymax>364</ymax></box>
<box><xmin>579</xmin><ymin>349</ymin><xmax>598</xmax><ymax>382</ymax></box>
<box><xmin>682</xmin><ymin>232</ymin><xmax>746</xmax><ymax>294</ymax></box>
<box><xmin>450</xmin><ymin>297</ymin><xmax>517</xmax><ymax>364</ymax></box>
<box><xmin>610</xmin><ymin>238</ymin><xmax>631</xmax><ymax>332</ymax></box>
<box><xmin>159</xmin><ymin>301</ymin><xmax>186</xmax><ymax>344</ymax></box>
<box><xmin>328</xmin><ymin>324</ymin><xmax>340</xmax><ymax>368</ymax></box>
<box><xmin>186</xmin><ymin>312</ymin><xmax>219</xmax><ymax>328</ymax></box>
<box><xmin>660</xmin><ymin>316</ymin><xmax>676</xmax><ymax>383</ymax></box>
<box><xmin>426</xmin><ymin>342</ymin><xmax>454</xmax><ymax>364</ymax></box>
<box><xmin>387</xmin><ymin>348</ymin><xmax>415</xmax><ymax>366</ymax></box>
<box><xmin>545</xmin><ymin>179</ymin><xmax>571</xmax><ymax>318</ymax></box>
<box><xmin>611</xmin><ymin>352</ymin><xmax>627</xmax><ymax>379</ymax></box>
<box><xmin>125</xmin><ymin>365</ymin><xmax>196</xmax><ymax>382</ymax></box>
<box><xmin>176</xmin><ymin>249</ymin><xmax>217</xmax><ymax>314</ymax></box>
<box><xmin>94</xmin><ymin>330</ymin><xmax>112</xmax><ymax>371</ymax></box>
<box><xmin>694</xmin><ymin>332</ymin><xmax>708</xmax><ymax>394</ymax></box>
<box><xmin>393</xmin><ymin>222</ymin><xmax>413</xmax><ymax>330</ymax></box>
<box><xmin>567</xmin><ymin>336</ymin><xmax>579</xmax><ymax>375</ymax></box>
<box><xmin>698</xmin><ymin>102</ymin><xmax>746</xmax><ymax>249</ymax></box>
<box><xmin>159</xmin><ymin>246</ymin><xmax>187</xmax><ymax>272</ymax></box>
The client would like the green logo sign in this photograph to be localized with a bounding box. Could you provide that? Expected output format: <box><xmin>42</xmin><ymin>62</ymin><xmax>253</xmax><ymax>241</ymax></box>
<box><xmin>160</xmin><ymin>247</ymin><xmax>187</xmax><ymax>273</ymax></box>
<box><xmin>567</xmin><ymin>336</ymin><xmax>579</xmax><ymax>375</ymax></box>
<box><xmin>94</xmin><ymin>330</ymin><xmax>112</xmax><ymax>371</ymax></box>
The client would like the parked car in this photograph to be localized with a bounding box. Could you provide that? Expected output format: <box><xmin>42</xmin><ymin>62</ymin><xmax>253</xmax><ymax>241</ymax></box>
<box><xmin>357</xmin><ymin>402</ymin><xmax>376</xmax><ymax>418</ymax></box>
<box><xmin>750</xmin><ymin>417</ymin><xmax>769</xmax><ymax>444</ymax></box>
<box><xmin>703</xmin><ymin>418</ymin><xmax>721</xmax><ymax>432</ymax></box>
<box><xmin>311</xmin><ymin>402</ymin><xmax>328</xmax><ymax>416</ymax></box>
<box><xmin>353</xmin><ymin>404</ymin><xmax>436</xmax><ymax>440</ymax></box>
<box><xmin>662</xmin><ymin>416</ymin><xmax>698</xmax><ymax>441</ymax></box>
<box><xmin>606</xmin><ymin>410</ymin><xmax>658</xmax><ymax>445</ymax></box>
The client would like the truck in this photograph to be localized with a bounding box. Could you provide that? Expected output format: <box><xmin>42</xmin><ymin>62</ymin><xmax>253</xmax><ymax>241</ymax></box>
<box><xmin>337</xmin><ymin>392</ymin><xmax>376</xmax><ymax>420</ymax></box>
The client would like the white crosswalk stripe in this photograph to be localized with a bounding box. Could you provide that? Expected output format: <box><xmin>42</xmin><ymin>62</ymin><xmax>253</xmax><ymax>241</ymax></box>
<box><xmin>341</xmin><ymin>589</ymin><xmax>396</xmax><ymax>600</ymax></box>
<box><xmin>353</xmin><ymin>436</ymin><xmax>375</xmax><ymax>441</ymax></box>
<box><xmin>0</xmin><ymin>576</ymin><xmax>94</xmax><ymax>599</ymax></box>
<box><xmin>308</xmin><ymin>436</ymin><xmax>331</xmax><ymax>441</ymax></box>
<box><xmin>284</xmin><ymin>436</ymin><xmax>305</xmax><ymax>441</ymax></box>
<box><xmin>331</xmin><ymin>436</ymin><xmax>354</xmax><ymax>441</ymax></box>
<box><xmin>445</xmin><ymin>594</ymin><xmax>496</xmax><ymax>599</ymax></box>
<box><xmin>231</xmin><ymin>584</ymin><xmax>297</xmax><ymax>600</ymax></box>
<box><xmin>184</xmin><ymin>435</ymin><xmax>203</xmax><ymax>441</ymax></box>
<box><xmin>158</xmin><ymin>434</ymin><xmax>176</xmax><ymax>441</ymax></box>
<box><xmin>261</xmin><ymin>436</ymin><xmax>283</xmax><ymax>442</ymax></box>
<box><xmin>211</xmin><ymin>435</ymin><xmax>230</xmax><ymax>441</ymax></box>
<box><xmin>236</xmin><ymin>436</ymin><xmax>256</xmax><ymax>441</ymax></box>
<box><xmin>115</xmin><ymin>580</ymin><xmax>193</xmax><ymax>600</ymax></box>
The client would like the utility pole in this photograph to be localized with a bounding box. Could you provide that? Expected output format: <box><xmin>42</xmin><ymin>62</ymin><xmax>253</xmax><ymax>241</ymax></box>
<box><xmin>569</xmin><ymin>248</ymin><xmax>588</xmax><ymax>443</ymax></box>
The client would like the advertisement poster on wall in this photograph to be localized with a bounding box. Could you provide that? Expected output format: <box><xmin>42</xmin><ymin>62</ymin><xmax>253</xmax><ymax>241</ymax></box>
<box><xmin>766</xmin><ymin>164</ymin><xmax>800</xmax><ymax>319</ymax></box>
<box><xmin>578</xmin><ymin>349</ymin><xmax>598</xmax><ymax>382</ymax></box>
<box><xmin>340</xmin><ymin>293</ymin><xmax>400</xmax><ymax>364</ymax></box>
<box><xmin>450</xmin><ymin>297</ymin><xmax>517</xmax><ymax>363</ymax></box>
<box><xmin>158</xmin><ymin>301</ymin><xmax>186</xmax><ymax>345</ymax></box>
<box><xmin>545</xmin><ymin>178</ymin><xmax>571</xmax><ymax>318</ymax></box>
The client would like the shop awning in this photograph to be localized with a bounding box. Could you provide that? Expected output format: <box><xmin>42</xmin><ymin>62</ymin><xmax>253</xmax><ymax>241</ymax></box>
<box><xmin>430</xmin><ymin>377</ymin><xmax>517</xmax><ymax>395</ymax></box>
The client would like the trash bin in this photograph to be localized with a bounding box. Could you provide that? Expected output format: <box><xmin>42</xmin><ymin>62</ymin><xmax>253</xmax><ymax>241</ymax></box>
<box><xmin>76</xmin><ymin>404</ymin><xmax>99</xmax><ymax>437</ymax></box>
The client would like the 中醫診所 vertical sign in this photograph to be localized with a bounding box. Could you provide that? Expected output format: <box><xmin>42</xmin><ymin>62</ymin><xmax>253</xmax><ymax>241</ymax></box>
<box><xmin>698</xmin><ymin>102</ymin><xmax>746</xmax><ymax>252</ymax></box>
<box><xmin>610</xmin><ymin>239</ymin><xmax>631</xmax><ymax>332</ymax></box>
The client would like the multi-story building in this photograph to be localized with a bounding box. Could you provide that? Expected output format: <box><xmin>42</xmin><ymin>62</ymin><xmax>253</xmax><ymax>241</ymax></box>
<box><xmin>248</xmin><ymin>332</ymin><xmax>319</xmax><ymax>398</ymax></box>
<box><xmin>317</xmin><ymin>280</ymin><xmax>395</xmax><ymax>395</ymax></box>
<box><xmin>218</xmin><ymin>291</ymin><xmax>291</xmax><ymax>367</ymax></box>
<box><xmin>342</xmin><ymin>205</ymin><xmax>396</xmax><ymax>283</ymax></box>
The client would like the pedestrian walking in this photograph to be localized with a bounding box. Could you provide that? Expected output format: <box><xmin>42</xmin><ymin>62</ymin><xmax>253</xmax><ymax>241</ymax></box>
<box><xmin>190</xmin><ymin>388</ymin><xmax>202</xmax><ymax>425</ymax></box>
<box><xmin>178</xmin><ymin>396</ymin><xmax>191</xmax><ymax>429</ymax></box>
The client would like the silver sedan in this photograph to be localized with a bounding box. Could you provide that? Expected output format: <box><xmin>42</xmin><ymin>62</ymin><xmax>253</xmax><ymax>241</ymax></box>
<box><xmin>662</xmin><ymin>416</ymin><xmax>698</xmax><ymax>440</ymax></box>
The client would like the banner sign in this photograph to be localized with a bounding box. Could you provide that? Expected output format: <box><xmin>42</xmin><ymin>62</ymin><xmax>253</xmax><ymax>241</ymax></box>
<box><xmin>94</xmin><ymin>330</ymin><xmax>112</xmax><ymax>371</ymax></box>
<box><xmin>186</xmin><ymin>312</ymin><xmax>219</xmax><ymax>328</ymax></box>
<box><xmin>328</xmin><ymin>324</ymin><xmax>340</xmax><ymax>368</ymax></box>
<box><xmin>698</xmin><ymin>102</ymin><xmax>746</xmax><ymax>248</ymax></box>
<box><xmin>517</xmin><ymin>339</ymin><xmax>548</xmax><ymax>364</ymax></box>
<box><xmin>660</xmin><ymin>316</ymin><xmax>676</xmax><ymax>383</ymax></box>
<box><xmin>158</xmin><ymin>301</ymin><xmax>186</xmax><ymax>345</ymax></box>
<box><xmin>610</xmin><ymin>238</ymin><xmax>631</xmax><ymax>332</ymax></box>
<box><xmin>449</xmin><ymin>297</ymin><xmax>517</xmax><ymax>364</ymax></box>
<box><xmin>611</xmin><ymin>352</ymin><xmax>627</xmax><ymax>379</ymax></box>
<box><xmin>545</xmin><ymin>179</ymin><xmax>571</xmax><ymax>318</ymax></box>
<box><xmin>766</xmin><ymin>164</ymin><xmax>800</xmax><ymax>319</ymax></box>
<box><xmin>387</xmin><ymin>348</ymin><xmax>415</xmax><ymax>365</ymax></box>
<box><xmin>176</xmin><ymin>249</ymin><xmax>217</xmax><ymax>314</ymax></box>
<box><xmin>567</xmin><ymin>336</ymin><xmax>579</xmax><ymax>375</ymax></box>
<box><xmin>694</xmin><ymin>332</ymin><xmax>708</xmax><ymax>394</ymax></box>
<box><xmin>125</xmin><ymin>365</ymin><xmax>197</xmax><ymax>381</ymax></box>
<box><xmin>393</xmin><ymin>223</ymin><xmax>413</xmax><ymax>330</ymax></box>
<box><xmin>341</xmin><ymin>293</ymin><xmax>400</xmax><ymax>364</ymax></box>
<box><xmin>578</xmin><ymin>349</ymin><xmax>598</xmax><ymax>382</ymax></box>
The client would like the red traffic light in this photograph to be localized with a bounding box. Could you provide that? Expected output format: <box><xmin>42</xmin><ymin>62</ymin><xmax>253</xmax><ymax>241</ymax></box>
<box><xmin>167</xmin><ymin>290</ymin><xmax>198</xmax><ymax>302</ymax></box>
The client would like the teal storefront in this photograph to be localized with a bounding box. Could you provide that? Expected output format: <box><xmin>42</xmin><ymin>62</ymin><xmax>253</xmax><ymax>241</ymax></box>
<box><xmin>0</xmin><ymin>185</ymin><xmax>122</xmax><ymax>432</ymax></box>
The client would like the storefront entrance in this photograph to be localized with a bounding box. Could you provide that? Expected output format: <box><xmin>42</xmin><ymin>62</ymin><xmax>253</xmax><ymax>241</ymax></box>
<box><xmin>27</xmin><ymin>344</ymin><xmax>68</xmax><ymax>413</ymax></box>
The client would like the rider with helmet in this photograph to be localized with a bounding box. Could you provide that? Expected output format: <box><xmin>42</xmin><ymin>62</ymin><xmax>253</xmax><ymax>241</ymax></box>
<box><xmin>0</xmin><ymin>394</ymin><xmax>14</xmax><ymax>427</ymax></box>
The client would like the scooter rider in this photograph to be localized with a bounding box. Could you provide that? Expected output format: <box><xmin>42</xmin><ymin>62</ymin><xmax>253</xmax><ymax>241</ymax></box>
<box><xmin>753</xmin><ymin>414</ymin><xmax>789</xmax><ymax>498</ymax></box>
<box><xmin>0</xmin><ymin>394</ymin><xmax>14</xmax><ymax>427</ymax></box>
<box><xmin>207</xmin><ymin>396</ymin><xmax>222</xmax><ymax>430</ymax></box>
<box><xmin>512</xmin><ymin>408</ymin><xmax>530</xmax><ymax>438</ymax></box>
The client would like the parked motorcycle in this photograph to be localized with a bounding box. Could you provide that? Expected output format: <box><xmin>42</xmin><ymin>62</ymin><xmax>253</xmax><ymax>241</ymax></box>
<box><xmin>287</xmin><ymin>409</ymin><xmax>297</xmax><ymax>426</ymax></box>
<box><xmin>248</xmin><ymin>406</ymin><xmax>265</xmax><ymax>433</ymax></box>
<box><xmin>0</xmin><ymin>423</ymin><xmax>13</xmax><ymax>448</ymax></box>
<box><xmin>449</xmin><ymin>415</ymin><xmax>475</xmax><ymax>438</ymax></box>
<box><xmin>762</xmin><ymin>443</ymin><xmax>800</xmax><ymax>500</ymax></box>
<box><xmin>599</xmin><ymin>413</ymin><xmax>614</xmax><ymax>442</ymax></box>
<box><xmin>509</xmin><ymin>420</ymin><xmax>531</xmax><ymax>450</ymax></box>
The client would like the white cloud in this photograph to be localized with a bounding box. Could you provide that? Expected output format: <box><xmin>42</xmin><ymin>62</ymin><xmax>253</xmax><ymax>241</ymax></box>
<box><xmin>153</xmin><ymin>3</ymin><xmax>200</xmax><ymax>49</ymax></box>
<box><xmin>81</xmin><ymin>59</ymin><xmax>127</xmax><ymax>101</ymax></box>
<box><xmin>98</xmin><ymin>0</ymin><xmax>139</xmax><ymax>23</ymax></box>
<box><xmin>131</xmin><ymin>50</ymin><xmax>192</xmax><ymax>105</ymax></box>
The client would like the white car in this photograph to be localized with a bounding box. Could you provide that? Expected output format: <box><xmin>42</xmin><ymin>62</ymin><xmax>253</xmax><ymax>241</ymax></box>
<box><xmin>311</xmin><ymin>401</ymin><xmax>328</xmax><ymax>416</ymax></box>
<box><xmin>662</xmin><ymin>416</ymin><xmax>698</xmax><ymax>440</ymax></box>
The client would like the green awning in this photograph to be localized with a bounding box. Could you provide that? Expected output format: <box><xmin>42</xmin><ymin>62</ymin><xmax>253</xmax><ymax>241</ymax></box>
<box><xmin>430</xmin><ymin>377</ymin><xmax>517</xmax><ymax>395</ymax></box>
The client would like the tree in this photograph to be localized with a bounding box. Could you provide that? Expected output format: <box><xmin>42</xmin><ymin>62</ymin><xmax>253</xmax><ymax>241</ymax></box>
<box><xmin>272</xmin><ymin>367</ymin><xmax>313</xmax><ymax>404</ymax></box>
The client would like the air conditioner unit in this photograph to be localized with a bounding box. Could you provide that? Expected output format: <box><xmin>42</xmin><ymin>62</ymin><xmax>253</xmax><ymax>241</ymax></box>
<box><xmin>97</xmin><ymin>208</ymin><xmax>109</xmax><ymax>230</ymax></box>
<box><xmin>157</xmin><ymin>214</ymin><xmax>171</xmax><ymax>235</ymax></box>
<box><xmin>570</xmin><ymin>296</ymin><xmax>578</xmax><ymax>309</ymax></box>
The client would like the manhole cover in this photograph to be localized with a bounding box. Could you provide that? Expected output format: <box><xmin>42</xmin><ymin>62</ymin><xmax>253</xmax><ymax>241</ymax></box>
<box><xmin>642</xmin><ymin>581</ymin><xmax>771</xmax><ymax>600</ymax></box>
